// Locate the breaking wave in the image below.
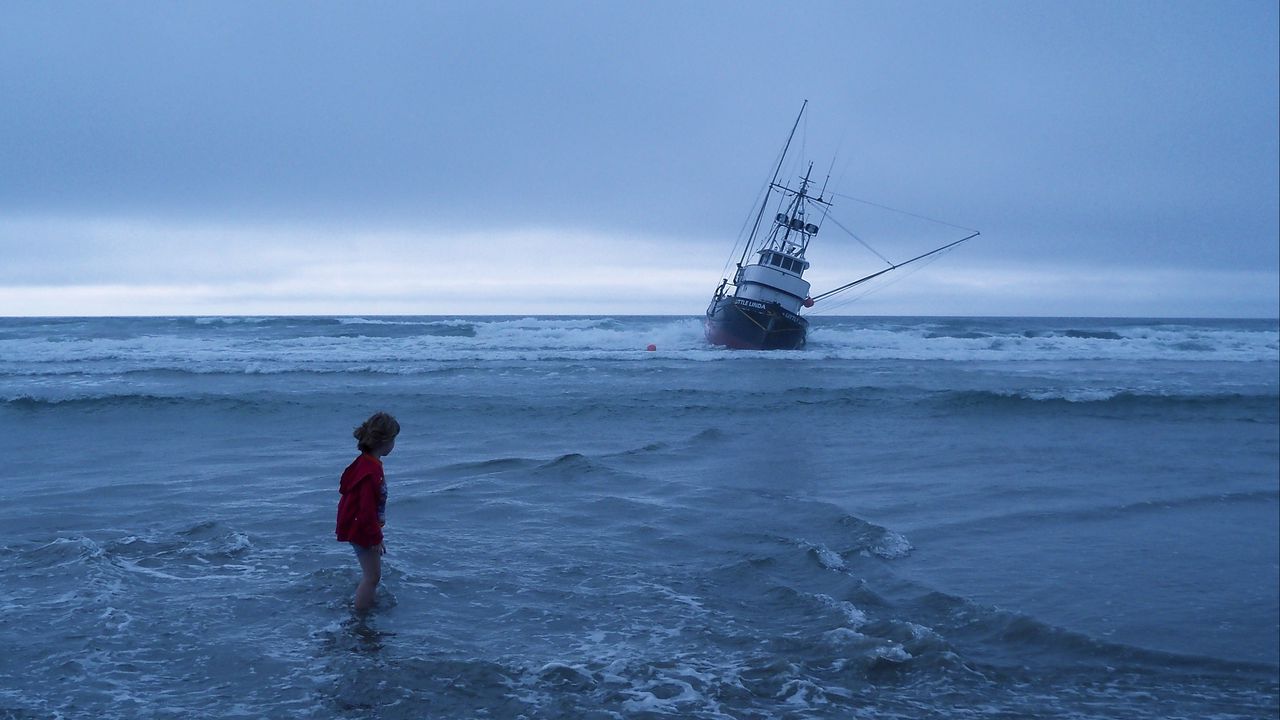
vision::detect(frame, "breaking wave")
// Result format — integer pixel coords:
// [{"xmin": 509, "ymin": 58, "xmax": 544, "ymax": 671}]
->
[
  {"xmin": 932, "ymin": 389, "xmax": 1280, "ymax": 413},
  {"xmin": 1, "ymin": 317, "xmax": 1275, "ymax": 374}
]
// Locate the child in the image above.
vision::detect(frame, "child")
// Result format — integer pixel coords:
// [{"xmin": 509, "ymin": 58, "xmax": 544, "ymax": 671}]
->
[{"xmin": 336, "ymin": 411, "xmax": 400, "ymax": 612}]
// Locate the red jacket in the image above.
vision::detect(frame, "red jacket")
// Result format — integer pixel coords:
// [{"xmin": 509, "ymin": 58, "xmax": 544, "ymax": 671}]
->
[{"xmin": 336, "ymin": 454, "xmax": 385, "ymax": 547}]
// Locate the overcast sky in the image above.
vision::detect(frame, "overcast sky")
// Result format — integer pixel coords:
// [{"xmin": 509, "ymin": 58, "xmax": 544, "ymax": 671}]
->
[{"xmin": 2, "ymin": 1, "xmax": 1276, "ymax": 317}]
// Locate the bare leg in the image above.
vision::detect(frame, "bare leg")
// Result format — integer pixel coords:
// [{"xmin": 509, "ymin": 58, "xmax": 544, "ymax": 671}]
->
[{"xmin": 353, "ymin": 545, "xmax": 382, "ymax": 612}]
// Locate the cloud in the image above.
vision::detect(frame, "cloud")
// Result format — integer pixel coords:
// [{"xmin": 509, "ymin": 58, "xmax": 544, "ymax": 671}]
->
[
  {"xmin": 1, "ymin": 3, "xmax": 1274, "ymax": 322},
  {"xmin": 1, "ymin": 216, "xmax": 1274, "ymax": 317},
  {"xmin": 0, "ymin": 216, "xmax": 722, "ymax": 315}
]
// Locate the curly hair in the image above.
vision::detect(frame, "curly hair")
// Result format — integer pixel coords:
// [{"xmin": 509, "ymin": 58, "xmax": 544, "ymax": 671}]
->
[{"xmin": 353, "ymin": 411, "xmax": 400, "ymax": 453}]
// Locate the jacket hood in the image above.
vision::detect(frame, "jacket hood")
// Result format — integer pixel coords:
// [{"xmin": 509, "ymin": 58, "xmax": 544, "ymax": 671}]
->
[{"xmin": 340, "ymin": 455, "xmax": 381, "ymax": 494}]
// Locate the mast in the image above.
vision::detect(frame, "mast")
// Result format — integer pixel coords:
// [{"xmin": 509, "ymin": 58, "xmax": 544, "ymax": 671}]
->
[{"xmin": 738, "ymin": 100, "xmax": 807, "ymax": 269}]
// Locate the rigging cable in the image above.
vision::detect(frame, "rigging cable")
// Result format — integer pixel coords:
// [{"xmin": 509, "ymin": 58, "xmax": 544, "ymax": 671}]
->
[
  {"xmin": 740, "ymin": 101, "xmax": 808, "ymax": 269},
  {"xmin": 828, "ymin": 192, "xmax": 980, "ymax": 234},
  {"xmin": 824, "ymin": 213, "xmax": 894, "ymax": 267},
  {"xmin": 808, "ymin": 247, "xmax": 953, "ymax": 316},
  {"xmin": 721, "ymin": 178, "xmax": 772, "ymax": 281},
  {"xmin": 808, "ymin": 231, "xmax": 980, "ymax": 304}
]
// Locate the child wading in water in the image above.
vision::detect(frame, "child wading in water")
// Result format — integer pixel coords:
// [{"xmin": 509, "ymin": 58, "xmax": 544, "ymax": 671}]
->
[{"xmin": 336, "ymin": 411, "xmax": 400, "ymax": 612}]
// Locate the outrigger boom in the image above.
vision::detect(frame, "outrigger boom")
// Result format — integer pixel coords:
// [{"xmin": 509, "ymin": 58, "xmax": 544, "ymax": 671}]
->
[{"xmin": 808, "ymin": 231, "xmax": 980, "ymax": 304}]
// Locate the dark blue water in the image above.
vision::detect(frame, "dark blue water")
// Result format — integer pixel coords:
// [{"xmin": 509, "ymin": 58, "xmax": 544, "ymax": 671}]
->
[{"xmin": 1, "ymin": 316, "xmax": 1276, "ymax": 718}]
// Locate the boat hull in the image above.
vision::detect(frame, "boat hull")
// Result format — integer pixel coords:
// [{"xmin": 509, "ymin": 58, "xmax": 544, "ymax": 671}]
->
[{"xmin": 704, "ymin": 296, "xmax": 808, "ymax": 350}]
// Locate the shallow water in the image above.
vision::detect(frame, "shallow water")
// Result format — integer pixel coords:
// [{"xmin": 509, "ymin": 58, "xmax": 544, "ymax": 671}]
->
[{"xmin": 1, "ymin": 315, "xmax": 1277, "ymax": 718}]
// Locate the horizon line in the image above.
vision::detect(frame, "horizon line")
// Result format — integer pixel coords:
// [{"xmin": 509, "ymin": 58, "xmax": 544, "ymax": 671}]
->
[{"xmin": 2, "ymin": 313, "xmax": 1277, "ymax": 322}]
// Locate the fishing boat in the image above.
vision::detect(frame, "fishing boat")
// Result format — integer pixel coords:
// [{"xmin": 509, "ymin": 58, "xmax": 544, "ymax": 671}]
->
[{"xmin": 705, "ymin": 103, "xmax": 978, "ymax": 350}]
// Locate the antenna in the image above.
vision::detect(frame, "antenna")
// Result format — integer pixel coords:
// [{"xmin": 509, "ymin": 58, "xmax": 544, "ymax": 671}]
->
[{"xmin": 820, "ymin": 156, "xmax": 835, "ymax": 200}]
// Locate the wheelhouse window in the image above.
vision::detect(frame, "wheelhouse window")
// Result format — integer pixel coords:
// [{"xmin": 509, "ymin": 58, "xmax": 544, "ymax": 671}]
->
[{"xmin": 763, "ymin": 250, "xmax": 807, "ymax": 273}]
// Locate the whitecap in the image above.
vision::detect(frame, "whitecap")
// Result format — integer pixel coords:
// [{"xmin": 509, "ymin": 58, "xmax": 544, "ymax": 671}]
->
[
  {"xmin": 870, "ymin": 531, "xmax": 913, "ymax": 559},
  {"xmin": 871, "ymin": 644, "xmax": 914, "ymax": 662},
  {"xmin": 778, "ymin": 678, "xmax": 827, "ymax": 706},
  {"xmin": 812, "ymin": 593, "xmax": 868, "ymax": 628},
  {"xmin": 822, "ymin": 627, "xmax": 867, "ymax": 645},
  {"xmin": 798, "ymin": 540, "xmax": 846, "ymax": 570},
  {"xmin": 620, "ymin": 678, "xmax": 704, "ymax": 713}
]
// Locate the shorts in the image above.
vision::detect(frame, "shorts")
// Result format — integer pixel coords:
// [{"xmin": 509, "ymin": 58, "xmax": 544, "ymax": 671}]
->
[{"xmin": 350, "ymin": 542, "xmax": 380, "ymax": 557}]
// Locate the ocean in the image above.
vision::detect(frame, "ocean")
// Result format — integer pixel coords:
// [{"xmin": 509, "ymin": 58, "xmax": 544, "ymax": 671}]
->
[{"xmin": 0, "ymin": 315, "xmax": 1276, "ymax": 719}]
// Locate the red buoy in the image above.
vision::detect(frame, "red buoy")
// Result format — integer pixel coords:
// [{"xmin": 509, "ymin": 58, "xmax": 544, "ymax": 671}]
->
[
  {"xmin": 803, "ymin": 296, "xmax": 815, "ymax": 308},
  {"xmin": 646, "ymin": 344, "xmax": 657, "ymax": 351}
]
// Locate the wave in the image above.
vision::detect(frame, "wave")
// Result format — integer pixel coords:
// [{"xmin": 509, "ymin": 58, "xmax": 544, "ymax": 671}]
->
[
  {"xmin": 191, "ymin": 316, "xmax": 288, "ymax": 326},
  {"xmin": 933, "ymin": 388, "xmax": 1280, "ymax": 412},
  {"xmin": 0, "ymin": 365, "xmax": 469, "ymax": 379},
  {"xmin": 6, "ymin": 500, "xmax": 1275, "ymax": 719},
  {"xmin": 780, "ymin": 531, "xmax": 1279, "ymax": 687},
  {"xmin": 5, "ymin": 384, "xmax": 1274, "ymax": 420},
  {"xmin": 530, "ymin": 453, "xmax": 642, "ymax": 483},
  {"xmin": 911, "ymin": 590, "xmax": 1278, "ymax": 679},
  {"xmin": 1, "ymin": 317, "xmax": 1275, "ymax": 371},
  {"xmin": 1032, "ymin": 329, "xmax": 1125, "ymax": 340},
  {"xmin": 797, "ymin": 531, "xmax": 914, "ymax": 570},
  {"xmin": 432, "ymin": 457, "xmax": 541, "ymax": 480},
  {"xmin": 756, "ymin": 538, "xmax": 1279, "ymax": 710},
  {"xmin": 5, "ymin": 521, "xmax": 258, "ymax": 583},
  {"xmin": 919, "ymin": 489, "xmax": 1280, "ymax": 537},
  {"xmin": 429, "ymin": 450, "xmax": 657, "ymax": 486},
  {"xmin": 0, "ymin": 393, "xmax": 289, "ymax": 411},
  {"xmin": 807, "ymin": 321, "xmax": 1279, "ymax": 362},
  {"xmin": 304, "ymin": 635, "xmax": 1274, "ymax": 717}
]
